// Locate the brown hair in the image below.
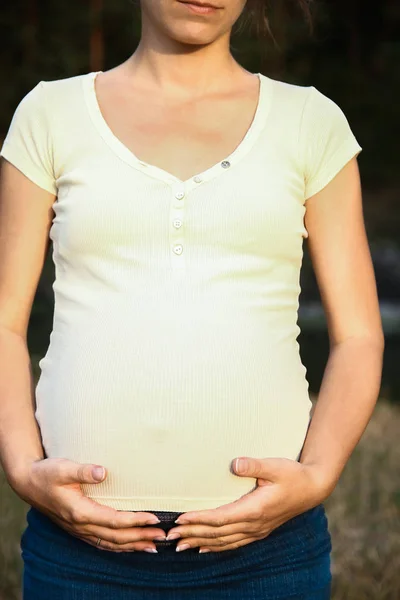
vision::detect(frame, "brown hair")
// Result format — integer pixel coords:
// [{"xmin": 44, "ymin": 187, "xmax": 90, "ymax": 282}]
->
[{"xmin": 238, "ymin": 0, "xmax": 314, "ymax": 41}]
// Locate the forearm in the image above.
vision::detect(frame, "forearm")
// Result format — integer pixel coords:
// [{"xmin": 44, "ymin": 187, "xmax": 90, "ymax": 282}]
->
[
  {"xmin": 299, "ymin": 334, "xmax": 384, "ymax": 496},
  {"xmin": 0, "ymin": 326, "xmax": 44, "ymax": 489}
]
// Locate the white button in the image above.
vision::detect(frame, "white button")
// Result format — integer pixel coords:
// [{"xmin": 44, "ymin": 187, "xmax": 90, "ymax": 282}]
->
[
  {"xmin": 193, "ymin": 175, "xmax": 202, "ymax": 183},
  {"xmin": 221, "ymin": 161, "xmax": 230, "ymax": 169},
  {"xmin": 173, "ymin": 219, "xmax": 182, "ymax": 228},
  {"xmin": 175, "ymin": 191, "xmax": 185, "ymax": 200},
  {"xmin": 173, "ymin": 244, "xmax": 183, "ymax": 255}
]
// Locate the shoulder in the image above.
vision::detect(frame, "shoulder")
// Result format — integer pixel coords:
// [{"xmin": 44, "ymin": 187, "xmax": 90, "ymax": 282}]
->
[
  {"xmin": 260, "ymin": 74, "xmax": 312, "ymax": 110},
  {"xmin": 10, "ymin": 72, "xmax": 92, "ymax": 126},
  {"xmin": 39, "ymin": 71, "xmax": 92, "ymax": 105},
  {"xmin": 261, "ymin": 74, "xmax": 344, "ymax": 121}
]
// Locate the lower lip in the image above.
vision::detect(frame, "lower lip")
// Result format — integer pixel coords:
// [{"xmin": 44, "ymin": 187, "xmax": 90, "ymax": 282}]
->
[{"xmin": 180, "ymin": 2, "xmax": 219, "ymax": 14}]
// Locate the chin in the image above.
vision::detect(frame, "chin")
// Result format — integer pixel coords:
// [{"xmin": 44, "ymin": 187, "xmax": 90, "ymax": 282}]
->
[{"xmin": 169, "ymin": 22, "xmax": 223, "ymax": 45}]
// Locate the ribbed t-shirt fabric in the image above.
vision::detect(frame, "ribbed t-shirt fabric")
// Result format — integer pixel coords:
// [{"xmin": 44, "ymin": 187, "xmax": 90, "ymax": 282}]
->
[{"xmin": 0, "ymin": 71, "xmax": 362, "ymax": 511}]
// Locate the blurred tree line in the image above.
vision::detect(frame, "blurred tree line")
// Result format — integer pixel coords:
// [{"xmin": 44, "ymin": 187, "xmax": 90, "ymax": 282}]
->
[
  {"xmin": 1, "ymin": 0, "xmax": 399, "ymax": 241},
  {"xmin": 1, "ymin": 0, "xmax": 398, "ymax": 192},
  {"xmin": 1, "ymin": 0, "xmax": 399, "ymax": 394}
]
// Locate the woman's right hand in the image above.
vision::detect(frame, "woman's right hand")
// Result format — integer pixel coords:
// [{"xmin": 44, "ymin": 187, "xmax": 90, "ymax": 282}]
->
[{"xmin": 11, "ymin": 457, "xmax": 167, "ymax": 553}]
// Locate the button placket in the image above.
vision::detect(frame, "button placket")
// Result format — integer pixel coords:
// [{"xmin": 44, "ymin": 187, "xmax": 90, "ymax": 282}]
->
[
  {"xmin": 169, "ymin": 182, "xmax": 187, "ymax": 272},
  {"xmin": 167, "ymin": 172, "xmax": 209, "ymax": 273}
]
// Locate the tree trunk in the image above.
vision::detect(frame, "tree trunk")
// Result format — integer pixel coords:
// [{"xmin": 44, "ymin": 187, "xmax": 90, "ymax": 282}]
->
[
  {"xmin": 25, "ymin": 0, "xmax": 38, "ymax": 68},
  {"xmin": 90, "ymin": 0, "xmax": 104, "ymax": 72}
]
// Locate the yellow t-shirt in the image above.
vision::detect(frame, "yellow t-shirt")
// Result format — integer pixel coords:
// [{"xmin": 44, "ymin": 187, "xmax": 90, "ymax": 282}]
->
[{"xmin": 0, "ymin": 71, "xmax": 362, "ymax": 511}]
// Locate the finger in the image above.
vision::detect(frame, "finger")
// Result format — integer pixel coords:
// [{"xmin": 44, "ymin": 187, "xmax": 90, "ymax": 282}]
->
[
  {"xmin": 82, "ymin": 536, "xmax": 159, "ymax": 553},
  {"xmin": 72, "ymin": 534, "xmax": 158, "ymax": 553},
  {"xmin": 71, "ymin": 523, "xmax": 167, "ymax": 545},
  {"xmin": 49, "ymin": 459, "xmax": 107, "ymax": 485},
  {"xmin": 199, "ymin": 535, "xmax": 264, "ymax": 553},
  {"xmin": 233, "ymin": 456, "xmax": 292, "ymax": 480},
  {"xmin": 177, "ymin": 532, "xmax": 256, "ymax": 552},
  {"xmin": 175, "ymin": 493, "xmax": 263, "ymax": 526},
  {"xmin": 51, "ymin": 460, "xmax": 163, "ymax": 525},
  {"xmin": 57, "ymin": 494, "xmax": 161, "ymax": 528},
  {"xmin": 190, "ymin": 532, "xmax": 250, "ymax": 548},
  {"xmin": 50, "ymin": 516, "xmax": 160, "ymax": 553},
  {"xmin": 49, "ymin": 513, "xmax": 164, "ymax": 543},
  {"xmin": 168, "ymin": 521, "xmax": 257, "ymax": 541}
]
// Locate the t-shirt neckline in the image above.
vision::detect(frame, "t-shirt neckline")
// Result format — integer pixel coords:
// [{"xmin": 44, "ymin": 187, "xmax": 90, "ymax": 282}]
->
[{"xmin": 83, "ymin": 70, "xmax": 273, "ymax": 189}]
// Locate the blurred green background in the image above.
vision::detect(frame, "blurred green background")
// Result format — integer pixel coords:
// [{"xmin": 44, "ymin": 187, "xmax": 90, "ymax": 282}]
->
[{"xmin": 0, "ymin": 1, "xmax": 399, "ymax": 598}]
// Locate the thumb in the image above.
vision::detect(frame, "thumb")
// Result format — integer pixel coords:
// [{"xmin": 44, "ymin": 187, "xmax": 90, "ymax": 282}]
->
[
  {"xmin": 78, "ymin": 463, "xmax": 107, "ymax": 483},
  {"xmin": 232, "ymin": 457, "xmax": 264, "ymax": 477},
  {"xmin": 233, "ymin": 456, "xmax": 284, "ymax": 481},
  {"xmin": 54, "ymin": 460, "xmax": 107, "ymax": 484},
  {"xmin": 232, "ymin": 457, "xmax": 279, "ymax": 479}
]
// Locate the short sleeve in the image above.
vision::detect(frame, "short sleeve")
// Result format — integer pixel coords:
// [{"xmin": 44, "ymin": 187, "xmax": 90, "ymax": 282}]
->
[
  {"xmin": 0, "ymin": 81, "xmax": 57, "ymax": 195},
  {"xmin": 300, "ymin": 86, "xmax": 362, "ymax": 201}
]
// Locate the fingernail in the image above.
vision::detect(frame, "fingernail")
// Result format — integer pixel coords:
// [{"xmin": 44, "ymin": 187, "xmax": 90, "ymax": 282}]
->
[
  {"xmin": 176, "ymin": 543, "xmax": 190, "ymax": 552},
  {"xmin": 153, "ymin": 536, "xmax": 167, "ymax": 541},
  {"xmin": 199, "ymin": 549, "xmax": 211, "ymax": 553},
  {"xmin": 166, "ymin": 533, "xmax": 181, "ymax": 541},
  {"xmin": 235, "ymin": 458, "xmax": 247, "ymax": 473},
  {"xmin": 144, "ymin": 547, "xmax": 158, "ymax": 553},
  {"xmin": 92, "ymin": 466, "xmax": 105, "ymax": 481},
  {"xmin": 146, "ymin": 518, "xmax": 161, "ymax": 525}
]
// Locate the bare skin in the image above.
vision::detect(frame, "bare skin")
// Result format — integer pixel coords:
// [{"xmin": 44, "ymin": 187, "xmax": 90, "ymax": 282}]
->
[
  {"xmin": 93, "ymin": 61, "xmax": 260, "ymax": 183},
  {"xmin": 0, "ymin": 0, "xmax": 384, "ymax": 554}
]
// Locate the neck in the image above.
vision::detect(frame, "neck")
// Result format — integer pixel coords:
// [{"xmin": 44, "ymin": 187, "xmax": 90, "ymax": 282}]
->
[{"xmin": 123, "ymin": 19, "xmax": 245, "ymax": 94}]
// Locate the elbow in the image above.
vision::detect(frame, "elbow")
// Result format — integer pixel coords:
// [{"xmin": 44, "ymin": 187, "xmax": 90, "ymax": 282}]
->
[{"xmin": 331, "ymin": 329, "xmax": 385, "ymax": 354}]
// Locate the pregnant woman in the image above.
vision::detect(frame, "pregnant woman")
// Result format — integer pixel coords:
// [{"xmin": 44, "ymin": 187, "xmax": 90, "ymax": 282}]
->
[{"xmin": 0, "ymin": 0, "xmax": 384, "ymax": 598}]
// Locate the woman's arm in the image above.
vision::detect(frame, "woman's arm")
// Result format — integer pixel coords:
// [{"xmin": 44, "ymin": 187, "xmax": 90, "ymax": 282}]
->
[
  {"xmin": 162, "ymin": 155, "xmax": 385, "ymax": 553},
  {"xmin": 0, "ymin": 158, "xmax": 53, "ymax": 485},
  {"xmin": 0, "ymin": 158, "xmax": 166, "ymax": 552},
  {"xmin": 299, "ymin": 154, "xmax": 384, "ymax": 493}
]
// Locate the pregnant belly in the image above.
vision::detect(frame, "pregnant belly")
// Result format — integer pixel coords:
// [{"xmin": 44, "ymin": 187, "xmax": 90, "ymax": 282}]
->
[{"xmin": 34, "ymin": 323, "xmax": 312, "ymax": 512}]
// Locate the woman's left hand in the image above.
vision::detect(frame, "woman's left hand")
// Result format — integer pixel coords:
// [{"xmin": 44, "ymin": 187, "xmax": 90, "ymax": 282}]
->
[{"xmin": 165, "ymin": 457, "xmax": 332, "ymax": 553}]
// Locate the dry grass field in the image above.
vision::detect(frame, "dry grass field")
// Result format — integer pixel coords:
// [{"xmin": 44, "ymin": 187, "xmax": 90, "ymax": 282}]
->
[{"xmin": 1, "ymin": 396, "xmax": 399, "ymax": 600}]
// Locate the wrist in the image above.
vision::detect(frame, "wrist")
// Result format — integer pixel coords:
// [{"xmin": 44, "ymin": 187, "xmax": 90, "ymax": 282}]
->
[
  {"xmin": 301, "ymin": 461, "xmax": 341, "ymax": 502},
  {"xmin": 5, "ymin": 455, "xmax": 44, "ymax": 494}
]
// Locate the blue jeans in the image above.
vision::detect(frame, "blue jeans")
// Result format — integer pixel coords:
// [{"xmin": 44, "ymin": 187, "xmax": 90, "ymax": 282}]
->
[{"xmin": 21, "ymin": 503, "xmax": 332, "ymax": 599}]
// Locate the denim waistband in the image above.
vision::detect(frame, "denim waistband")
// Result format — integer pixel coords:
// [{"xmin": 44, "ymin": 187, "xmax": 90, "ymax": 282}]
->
[
  {"xmin": 21, "ymin": 503, "xmax": 332, "ymax": 599},
  {"xmin": 24, "ymin": 502, "xmax": 330, "ymax": 556},
  {"xmin": 148, "ymin": 505, "xmax": 320, "ymax": 551}
]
